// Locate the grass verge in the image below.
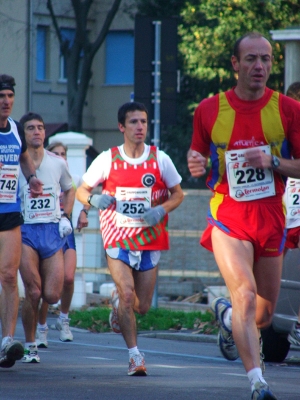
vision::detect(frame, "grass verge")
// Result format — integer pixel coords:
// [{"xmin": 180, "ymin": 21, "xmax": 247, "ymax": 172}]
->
[{"xmin": 69, "ymin": 307, "xmax": 218, "ymax": 335}]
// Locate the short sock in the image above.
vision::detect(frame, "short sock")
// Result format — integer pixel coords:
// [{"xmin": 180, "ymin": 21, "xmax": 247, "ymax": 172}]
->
[
  {"xmin": 128, "ymin": 346, "xmax": 140, "ymax": 359},
  {"xmin": 25, "ymin": 342, "xmax": 37, "ymax": 349},
  {"xmin": 247, "ymin": 367, "xmax": 267, "ymax": 392},
  {"xmin": 222, "ymin": 307, "xmax": 232, "ymax": 331},
  {"xmin": 37, "ymin": 323, "xmax": 48, "ymax": 330},
  {"xmin": 59, "ymin": 312, "xmax": 69, "ymax": 319}
]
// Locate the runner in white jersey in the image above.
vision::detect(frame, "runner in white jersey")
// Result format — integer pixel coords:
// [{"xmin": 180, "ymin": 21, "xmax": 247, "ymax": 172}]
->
[
  {"xmin": 76, "ymin": 101, "xmax": 184, "ymax": 376},
  {"xmin": 18, "ymin": 113, "xmax": 75, "ymax": 363},
  {"xmin": 0, "ymin": 75, "xmax": 43, "ymax": 369},
  {"xmin": 283, "ymin": 82, "xmax": 300, "ymax": 347},
  {"xmin": 35, "ymin": 141, "xmax": 89, "ymax": 347}
]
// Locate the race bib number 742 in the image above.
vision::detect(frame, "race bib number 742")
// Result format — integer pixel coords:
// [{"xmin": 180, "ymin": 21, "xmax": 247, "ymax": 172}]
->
[{"xmin": 0, "ymin": 165, "xmax": 19, "ymax": 203}]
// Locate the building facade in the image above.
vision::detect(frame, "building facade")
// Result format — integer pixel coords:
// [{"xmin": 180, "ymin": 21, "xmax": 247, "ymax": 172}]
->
[{"xmin": 0, "ymin": 0, "xmax": 135, "ymax": 153}]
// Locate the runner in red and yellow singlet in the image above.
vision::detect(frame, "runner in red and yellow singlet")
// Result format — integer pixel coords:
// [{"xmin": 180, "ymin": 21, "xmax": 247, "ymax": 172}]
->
[{"xmin": 188, "ymin": 32, "xmax": 300, "ymax": 400}]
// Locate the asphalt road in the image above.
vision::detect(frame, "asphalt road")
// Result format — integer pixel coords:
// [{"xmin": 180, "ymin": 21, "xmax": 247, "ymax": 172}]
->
[{"xmin": 1, "ymin": 315, "xmax": 299, "ymax": 400}]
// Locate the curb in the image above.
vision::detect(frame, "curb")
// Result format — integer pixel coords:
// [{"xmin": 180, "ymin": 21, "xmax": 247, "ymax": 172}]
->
[{"xmin": 139, "ymin": 331, "xmax": 217, "ymax": 343}]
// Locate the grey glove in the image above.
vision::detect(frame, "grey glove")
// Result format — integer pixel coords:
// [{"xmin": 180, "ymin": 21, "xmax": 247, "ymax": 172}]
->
[
  {"xmin": 143, "ymin": 205, "xmax": 166, "ymax": 226},
  {"xmin": 59, "ymin": 217, "xmax": 72, "ymax": 238},
  {"xmin": 90, "ymin": 194, "xmax": 115, "ymax": 210}
]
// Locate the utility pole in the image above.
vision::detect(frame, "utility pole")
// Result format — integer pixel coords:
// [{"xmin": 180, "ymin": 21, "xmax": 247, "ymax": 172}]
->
[
  {"xmin": 151, "ymin": 21, "xmax": 161, "ymax": 309},
  {"xmin": 152, "ymin": 21, "xmax": 161, "ymax": 149}
]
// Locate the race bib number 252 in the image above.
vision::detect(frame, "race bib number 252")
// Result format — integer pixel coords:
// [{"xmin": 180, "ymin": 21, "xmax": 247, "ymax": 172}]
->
[{"xmin": 115, "ymin": 187, "xmax": 151, "ymax": 228}]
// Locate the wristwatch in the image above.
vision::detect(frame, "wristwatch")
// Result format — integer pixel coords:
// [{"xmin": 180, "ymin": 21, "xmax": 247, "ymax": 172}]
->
[
  {"xmin": 271, "ymin": 155, "xmax": 280, "ymax": 169},
  {"xmin": 27, "ymin": 174, "xmax": 36, "ymax": 184},
  {"xmin": 62, "ymin": 212, "xmax": 71, "ymax": 220},
  {"xmin": 87, "ymin": 194, "xmax": 93, "ymax": 205},
  {"xmin": 81, "ymin": 209, "xmax": 88, "ymax": 216}
]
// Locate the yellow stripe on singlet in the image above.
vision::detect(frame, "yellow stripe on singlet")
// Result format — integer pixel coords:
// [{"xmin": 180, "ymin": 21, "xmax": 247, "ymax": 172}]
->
[
  {"xmin": 260, "ymin": 91, "xmax": 285, "ymax": 156},
  {"xmin": 211, "ymin": 93, "xmax": 236, "ymax": 191},
  {"xmin": 210, "ymin": 192, "xmax": 225, "ymax": 220}
]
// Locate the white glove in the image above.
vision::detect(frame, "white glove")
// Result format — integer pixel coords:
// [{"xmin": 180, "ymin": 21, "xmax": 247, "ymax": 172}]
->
[
  {"xmin": 90, "ymin": 194, "xmax": 116, "ymax": 210},
  {"xmin": 59, "ymin": 217, "xmax": 73, "ymax": 238},
  {"xmin": 143, "ymin": 205, "xmax": 166, "ymax": 226}
]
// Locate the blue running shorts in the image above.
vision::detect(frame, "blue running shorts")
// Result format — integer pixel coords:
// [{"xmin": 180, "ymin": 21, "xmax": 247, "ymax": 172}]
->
[
  {"xmin": 21, "ymin": 223, "xmax": 66, "ymax": 259},
  {"xmin": 62, "ymin": 221, "xmax": 76, "ymax": 253},
  {"xmin": 106, "ymin": 248, "xmax": 161, "ymax": 271}
]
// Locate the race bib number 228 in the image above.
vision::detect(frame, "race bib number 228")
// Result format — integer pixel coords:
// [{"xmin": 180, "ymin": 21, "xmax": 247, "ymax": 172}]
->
[{"xmin": 225, "ymin": 146, "xmax": 275, "ymax": 201}]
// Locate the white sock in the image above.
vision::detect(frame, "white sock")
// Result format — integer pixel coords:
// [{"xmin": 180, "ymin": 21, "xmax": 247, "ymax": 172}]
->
[
  {"xmin": 1, "ymin": 335, "xmax": 12, "ymax": 349},
  {"xmin": 128, "ymin": 346, "xmax": 140, "ymax": 359},
  {"xmin": 59, "ymin": 312, "xmax": 68, "ymax": 319},
  {"xmin": 25, "ymin": 342, "xmax": 37, "ymax": 349},
  {"xmin": 37, "ymin": 323, "xmax": 48, "ymax": 330},
  {"xmin": 247, "ymin": 368, "xmax": 267, "ymax": 392},
  {"xmin": 222, "ymin": 307, "xmax": 232, "ymax": 331}
]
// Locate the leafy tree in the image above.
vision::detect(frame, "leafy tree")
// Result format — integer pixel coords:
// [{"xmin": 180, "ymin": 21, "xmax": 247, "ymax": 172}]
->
[
  {"xmin": 134, "ymin": 0, "xmax": 300, "ymax": 185},
  {"xmin": 47, "ymin": 0, "xmax": 122, "ymax": 132}
]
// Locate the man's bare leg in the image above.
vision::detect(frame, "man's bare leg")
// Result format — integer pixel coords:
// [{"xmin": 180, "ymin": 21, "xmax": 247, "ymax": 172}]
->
[
  {"xmin": 212, "ymin": 227, "xmax": 282, "ymax": 372},
  {"xmin": 107, "ymin": 256, "xmax": 157, "ymax": 348},
  {"xmin": 0, "ymin": 227, "xmax": 21, "ymax": 339},
  {"xmin": 20, "ymin": 244, "xmax": 42, "ymax": 343},
  {"xmin": 60, "ymin": 248, "xmax": 76, "ymax": 314}
]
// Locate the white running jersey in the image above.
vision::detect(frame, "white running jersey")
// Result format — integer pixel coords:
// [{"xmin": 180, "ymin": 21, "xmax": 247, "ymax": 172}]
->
[
  {"xmin": 19, "ymin": 149, "xmax": 73, "ymax": 223},
  {"xmin": 284, "ymin": 177, "xmax": 300, "ymax": 229},
  {"xmin": 82, "ymin": 144, "xmax": 182, "ymax": 189}
]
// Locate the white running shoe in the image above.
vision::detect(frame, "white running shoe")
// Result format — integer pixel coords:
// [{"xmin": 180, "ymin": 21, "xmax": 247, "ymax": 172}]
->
[
  {"xmin": 55, "ymin": 317, "xmax": 74, "ymax": 342},
  {"xmin": 109, "ymin": 286, "xmax": 121, "ymax": 334},
  {"xmin": 288, "ymin": 323, "xmax": 300, "ymax": 346},
  {"xmin": 36, "ymin": 327, "xmax": 49, "ymax": 348},
  {"xmin": 22, "ymin": 345, "xmax": 40, "ymax": 363},
  {"xmin": 128, "ymin": 352, "xmax": 147, "ymax": 376},
  {"xmin": 259, "ymin": 335, "xmax": 265, "ymax": 374}
]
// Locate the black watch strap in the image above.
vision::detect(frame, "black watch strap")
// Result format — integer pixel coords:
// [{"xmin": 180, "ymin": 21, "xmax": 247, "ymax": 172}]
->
[
  {"xmin": 81, "ymin": 209, "xmax": 88, "ymax": 216},
  {"xmin": 62, "ymin": 212, "xmax": 71, "ymax": 221},
  {"xmin": 87, "ymin": 195, "xmax": 93, "ymax": 205},
  {"xmin": 27, "ymin": 174, "xmax": 36, "ymax": 184}
]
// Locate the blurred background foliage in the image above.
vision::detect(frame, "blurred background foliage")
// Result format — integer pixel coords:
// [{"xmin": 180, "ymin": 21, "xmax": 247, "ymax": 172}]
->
[{"xmin": 130, "ymin": 0, "xmax": 300, "ymax": 186}]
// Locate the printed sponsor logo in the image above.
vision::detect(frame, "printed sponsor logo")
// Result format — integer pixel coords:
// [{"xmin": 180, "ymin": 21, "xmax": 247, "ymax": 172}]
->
[
  {"xmin": 244, "ymin": 186, "xmax": 269, "ymax": 194},
  {"xmin": 291, "ymin": 209, "xmax": 300, "ymax": 217},
  {"xmin": 28, "ymin": 212, "xmax": 53, "ymax": 219},
  {"xmin": 235, "ymin": 190, "xmax": 245, "ymax": 199},
  {"xmin": 142, "ymin": 174, "xmax": 155, "ymax": 187},
  {"xmin": 233, "ymin": 137, "xmax": 265, "ymax": 147}
]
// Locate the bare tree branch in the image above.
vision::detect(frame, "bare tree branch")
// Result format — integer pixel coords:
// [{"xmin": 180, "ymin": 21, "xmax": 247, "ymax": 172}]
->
[
  {"xmin": 47, "ymin": 0, "xmax": 123, "ymax": 131},
  {"xmin": 90, "ymin": 0, "xmax": 122, "ymax": 60},
  {"xmin": 46, "ymin": 0, "xmax": 64, "ymax": 49}
]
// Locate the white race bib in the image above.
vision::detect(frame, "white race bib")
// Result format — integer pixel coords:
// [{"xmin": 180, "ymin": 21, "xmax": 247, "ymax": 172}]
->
[
  {"xmin": 285, "ymin": 179, "xmax": 300, "ymax": 219},
  {"xmin": 116, "ymin": 187, "xmax": 151, "ymax": 228},
  {"xmin": 0, "ymin": 165, "xmax": 19, "ymax": 203},
  {"xmin": 225, "ymin": 146, "xmax": 275, "ymax": 201},
  {"xmin": 24, "ymin": 184, "xmax": 57, "ymax": 222}
]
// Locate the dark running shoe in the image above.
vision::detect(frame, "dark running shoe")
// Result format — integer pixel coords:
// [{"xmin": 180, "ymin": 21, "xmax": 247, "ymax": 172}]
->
[
  {"xmin": 251, "ymin": 381, "xmax": 278, "ymax": 400},
  {"xmin": 211, "ymin": 297, "xmax": 239, "ymax": 361},
  {"xmin": 0, "ymin": 339, "xmax": 24, "ymax": 368}
]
